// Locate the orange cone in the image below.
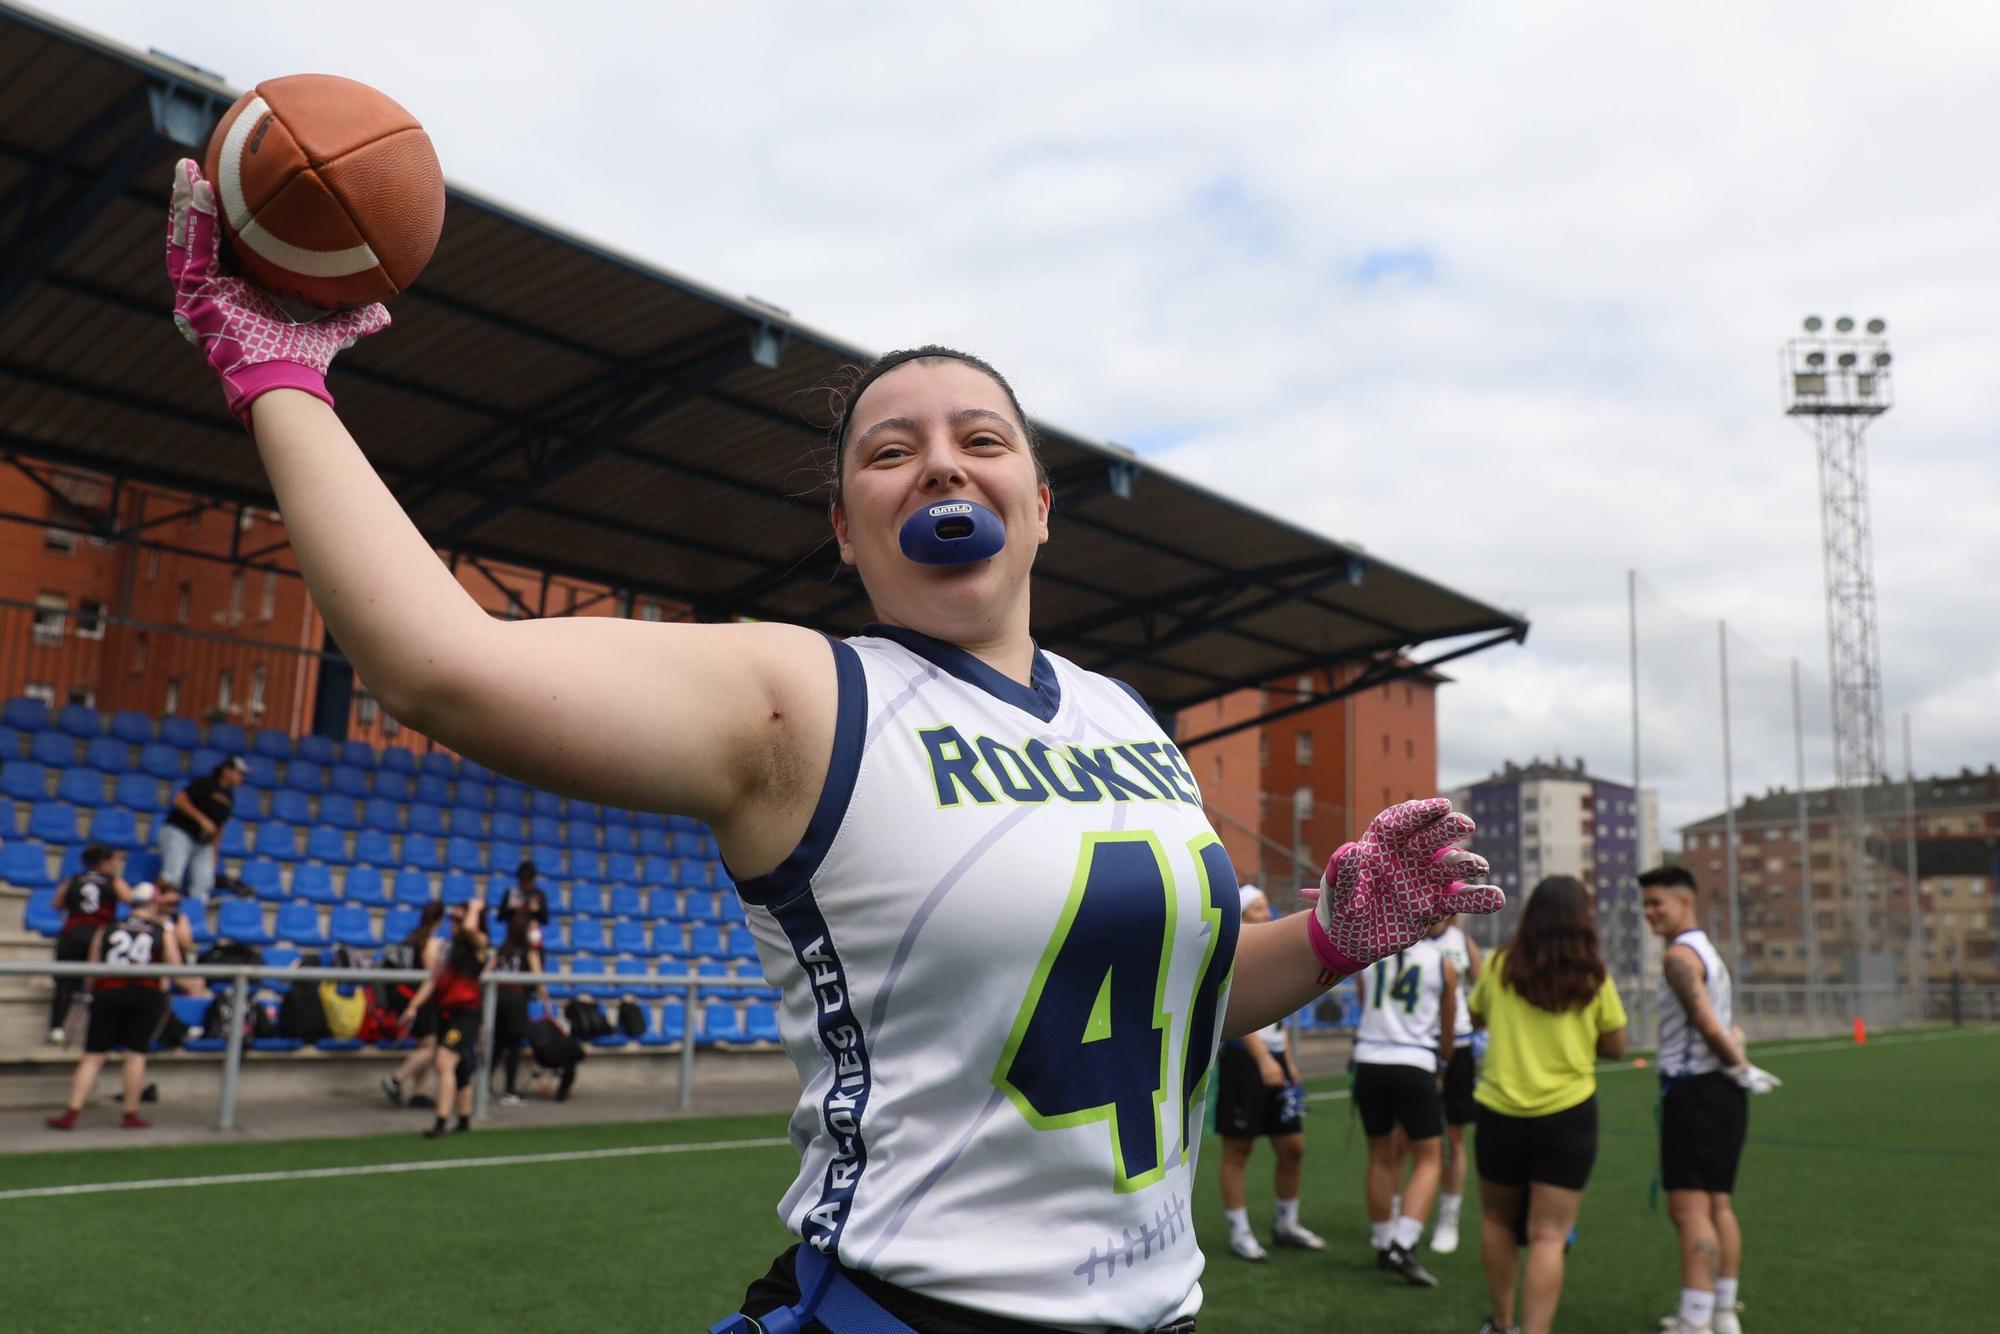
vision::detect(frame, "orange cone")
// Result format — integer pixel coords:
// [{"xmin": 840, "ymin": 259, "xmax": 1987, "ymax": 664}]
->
[{"xmin": 1852, "ymin": 1016, "xmax": 1868, "ymax": 1045}]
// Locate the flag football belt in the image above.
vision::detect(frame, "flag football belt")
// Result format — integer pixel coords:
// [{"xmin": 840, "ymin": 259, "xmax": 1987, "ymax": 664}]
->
[{"xmin": 709, "ymin": 1244, "xmax": 1200, "ymax": 1334}]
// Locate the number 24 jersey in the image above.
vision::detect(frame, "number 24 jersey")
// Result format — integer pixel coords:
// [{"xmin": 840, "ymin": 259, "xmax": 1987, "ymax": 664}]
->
[{"xmin": 737, "ymin": 626, "xmax": 1240, "ymax": 1331}]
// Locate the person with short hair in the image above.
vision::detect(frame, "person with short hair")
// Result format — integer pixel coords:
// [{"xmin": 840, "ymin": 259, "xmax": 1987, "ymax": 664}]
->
[
  {"xmin": 156, "ymin": 755, "xmax": 249, "ymax": 903},
  {"xmin": 46, "ymin": 883, "xmax": 180, "ymax": 1131},
  {"xmin": 400, "ymin": 897, "xmax": 491, "ymax": 1138},
  {"xmin": 1640, "ymin": 866, "xmax": 1782, "ymax": 1334},
  {"xmin": 1469, "ymin": 875, "xmax": 1628, "ymax": 1334},
  {"xmin": 46, "ymin": 844, "xmax": 130, "ymax": 1045},
  {"xmin": 1431, "ymin": 913, "xmax": 1482, "ymax": 1254},
  {"xmin": 496, "ymin": 859, "xmax": 550, "ymax": 928},
  {"xmin": 1213, "ymin": 885, "xmax": 1325, "ymax": 1262},
  {"xmin": 1352, "ymin": 917, "xmax": 1459, "ymax": 1287}
]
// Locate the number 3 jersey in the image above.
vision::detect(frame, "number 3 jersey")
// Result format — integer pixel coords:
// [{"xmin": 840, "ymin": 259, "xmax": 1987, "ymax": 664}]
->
[{"xmin": 736, "ymin": 625, "xmax": 1241, "ymax": 1331}]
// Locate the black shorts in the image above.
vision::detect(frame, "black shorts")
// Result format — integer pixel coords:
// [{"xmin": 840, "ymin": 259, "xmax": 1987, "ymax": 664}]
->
[
  {"xmin": 1475, "ymin": 1095, "xmax": 1599, "ymax": 1191},
  {"xmin": 1353, "ymin": 1062, "xmax": 1442, "ymax": 1141},
  {"xmin": 1215, "ymin": 1044, "xmax": 1304, "ymax": 1139},
  {"xmin": 1442, "ymin": 1046, "xmax": 1477, "ymax": 1126},
  {"xmin": 86, "ymin": 986, "xmax": 165, "ymax": 1054},
  {"xmin": 409, "ymin": 1001, "xmax": 439, "ymax": 1040},
  {"xmin": 437, "ymin": 1006, "xmax": 482, "ymax": 1061},
  {"xmin": 1660, "ymin": 1072, "xmax": 1749, "ymax": 1194}
]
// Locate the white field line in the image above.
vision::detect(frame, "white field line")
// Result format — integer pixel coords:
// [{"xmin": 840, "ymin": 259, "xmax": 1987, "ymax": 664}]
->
[
  {"xmin": 0, "ymin": 1135, "xmax": 790, "ymax": 1202},
  {"xmin": 1302, "ymin": 1025, "xmax": 1994, "ymax": 1103}
]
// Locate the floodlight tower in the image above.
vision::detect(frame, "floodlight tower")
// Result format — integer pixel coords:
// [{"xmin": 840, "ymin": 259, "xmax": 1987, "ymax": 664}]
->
[{"xmin": 1782, "ymin": 314, "xmax": 1893, "ymax": 963}]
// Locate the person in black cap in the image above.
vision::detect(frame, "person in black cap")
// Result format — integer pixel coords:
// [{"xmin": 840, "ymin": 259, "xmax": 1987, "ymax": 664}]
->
[
  {"xmin": 496, "ymin": 859, "xmax": 551, "ymax": 929},
  {"xmin": 156, "ymin": 755, "xmax": 249, "ymax": 904}
]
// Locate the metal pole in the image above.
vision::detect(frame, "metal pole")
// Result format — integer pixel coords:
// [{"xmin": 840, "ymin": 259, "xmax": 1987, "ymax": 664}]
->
[
  {"xmin": 1792, "ymin": 660, "xmax": 1819, "ymax": 1032},
  {"xmin": 1719, "ymin": 621, "xmax": 1744, "ymax": 984},
  {"xmin": 1903, "ymin": 713, "xmax": 1923, "ymax": 1023},
  {"xmin": 677, "ymin": 981, "xmax": 700, "ymax": 1112},
  {"xmin": 1629, "ymin": 569, "xmax": 1650, "ymax": 1044},
  {"xmin": 473, "ymin": 974, "xmax": 499, "ymax": 1120},
  {"xmin": 217, "ymin": 971, "xmax": 249, "ymax": 1132}
]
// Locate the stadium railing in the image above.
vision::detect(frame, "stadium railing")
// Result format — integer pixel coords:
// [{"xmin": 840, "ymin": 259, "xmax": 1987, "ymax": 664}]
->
[{"xmin": 0, "ymin": 960, "xmax": 765, "ymax": 1130}]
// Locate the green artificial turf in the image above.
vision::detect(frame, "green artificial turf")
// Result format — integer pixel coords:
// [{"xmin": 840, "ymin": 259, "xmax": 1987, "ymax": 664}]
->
[{"xmin": 2, "ymin": 1029, "xmax": 1994, "ymax": 1332}]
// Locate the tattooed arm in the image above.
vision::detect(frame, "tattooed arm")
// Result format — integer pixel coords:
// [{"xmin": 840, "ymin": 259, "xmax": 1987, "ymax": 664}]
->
[{"xmin": 1663, "ymin": 944, "xmax": 1746, "ymax": 1068}]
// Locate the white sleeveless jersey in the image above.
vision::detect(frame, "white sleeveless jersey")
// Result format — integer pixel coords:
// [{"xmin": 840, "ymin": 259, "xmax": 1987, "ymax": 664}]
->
[
  {"xmin": 737, "ymin": 627, "xmax": 1239, "ymax": 1331},
  {"xmin": 1657, "ymin": 928, "xmax": 1732, "ymax": 1078},
  {"xmin": 1434, "ymin": 924, "xmax": 1474, "ymax": 1039},
  {"xmin": 1353, "ymin": 937, "xmax": 1446, "ymax": 1072}
]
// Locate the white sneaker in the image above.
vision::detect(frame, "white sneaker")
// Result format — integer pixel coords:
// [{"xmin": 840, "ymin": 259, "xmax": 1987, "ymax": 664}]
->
[
  {"xmin": 46, "ymin": 1028, "xmax": 64, "ymax": 1046},
  {"xmin": 1228, "ymin": 1230, "xmax": 1268, "ymax": 1261},
  {"xmin": 1272, "ymin": 1221, "xmax": 1326, "ymax": 1251},
  {"xmin": 496, "ymin": 1092, "xmax": 523, "ymax": 1107},
  {"xmin": 1657, "ymin": 1317, "xmax": 1712, "ymax": 1333},
  {"xmin": 1431, "ymin": 1218, "xmax": 1459, "ymax": 1253},
  {"xmin": 1714, "ymin": 1304, "xmax": 1742, "ymax": 1334}
]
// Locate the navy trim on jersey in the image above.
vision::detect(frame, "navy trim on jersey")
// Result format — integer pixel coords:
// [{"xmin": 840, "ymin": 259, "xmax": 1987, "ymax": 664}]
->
[
  {"xmin": 731, "ymin": 637, "xmax": 867, "ymax": 909},
  {"xmin": 770, "ymin": 889, "xmax": 873, "ymax": 1262},
  {"xmin": 1106, "ymin": 675, "xmax": 1157, "ymax": 723},
  {"xmin": 862, "ymin": 623, "xmax": 1062, "ymax": 723}
]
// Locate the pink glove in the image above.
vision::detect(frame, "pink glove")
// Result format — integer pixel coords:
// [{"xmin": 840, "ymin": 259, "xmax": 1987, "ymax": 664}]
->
[
  {"xmin": 166, "ymin": 158, "xmax": 389, "ymax": 427},
  {"xmin": 1299, "ymin": 797, "xmax": 1503, "ymax": 978}
]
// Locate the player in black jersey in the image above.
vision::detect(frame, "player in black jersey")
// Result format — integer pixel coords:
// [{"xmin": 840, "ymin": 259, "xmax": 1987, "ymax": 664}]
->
[
  {"xmin": 47, "ymin": 883, "xmax": 180, "ymax": 1130},
  {"xmin": 46, "ymin": 844, "xmax": 130, "ymax": 1046}
]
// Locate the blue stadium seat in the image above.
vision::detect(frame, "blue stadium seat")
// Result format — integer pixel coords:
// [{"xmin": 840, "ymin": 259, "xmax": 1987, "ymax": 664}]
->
[
  {"xmin": 405, "ymin": 837, "xmax": 443, "ymax": 872},
  {"xmin": 529, "ymin": 814, "xmax": 561, "ymax": 846},
  {"xmin": 292, "ymin": 862, "xmax": 337, "ymax": 903},
  {"xmin": 297, "ymin": 735, "xmax": 337, "ymax": 767},
  {"xmin": 191, "ymin": 746, "xmax": 225, "ymax": 778},
  {"xmin": 540, "ymin": 920, "xmax": 572, "ymax": 956},
  {"xmin": 605, "ymin": 853, "xmax": 640, "ymax": 886},
  {"xmin": 697, "ymin": 960, "xmax": 732, "ymax": 982},
  {"xmin": 379, "ymin": 746, "xmax": 416, "ymax": 775},
  {"xmin": 445, "ymin": 836, "xmax": 483, "ymax": 873},
  {"xmin": 616, "ymin": 957, "xmax": 661, "ymax": 998},
  {"xmin": 640, "ymin": 1000, "xmax": 686, "ymax": 1047},
  {"xmin": 448, "ymin": 807, "xmax": 484, "ymax": 839},
  {"xmin": 271, "ymin": 789, "xmax": 313, "ymax": 825},
  {"xmin": 2, "ymin": 840, "xmax": 53, "ymax": 888},
  {"xmin": 650, "ymin": 922, "xmax": 686, "ymax": 957},
  {"xmin": 0, "ymin": 724, "xmax": 22, "ymax": 760},
  {"xmin": 490, "ymin": 784, "xmax": 528, "ymax": 816},
  {"xmin": 700, "ymin": 1002, "xmax": 745, "ymax": 1047},
  {"xmin": 372, "ymin": 769, "xmax": 411, "ymax": 801},
  {"xmin": 113, "ymin": 772, "xmax": 158, "ymax": 810},
  {"xmin": 647, "ymin": 886, "xmax": 679, "ymax": 919},
  {"xmin": 208, "ymin": 722, "xmax": 247, "ymax": 754},
  {"xmin": 140, "ymin": 744, "xmax": 184, "ymax": 781},
  {"xmin": 383, "ymin": 905, "xmax": 420, "ymax": 941},
  {"xmin": 216, "ymin": 899, "xmax": 274, "ymax": 946},
  {"xmin": 689, "ymin": 924, "xmax": 723, "ymax": 958},
  {"xmin": 603, "ymin": 805, "xmax": 634, "ymax": 827},
  {"xmin": 487, "ymin": 916, "xmax": 510, "ymax": 952},
  {"xmin": 414, "ymin": 773, "xmax": 450, "ymax": 806},
  {"xmin": 56, "ymin": 766, "xmax": 105, "ymax": 807},
  {"xmin": 343, "ymin": 863, "xmax": 389, "ymax": 907},
  {"xmin": 637, "ymin": 825, "xmax": 670, "ymax": 857},
  {"xmin": 530, "ymin": 789, "xmax": 562, "ymax": 818},
  {"xmin": 284, "ymin": 762, "xmax": 328, "ymax": 796},
  {"xmin": 744, "ymin": 1002, "xmax": 780, "ymax": 1045},
  {"xmin": 254, "ymin": 820, "xmax": 301, "ymax": 861},
  {"xmin": 85, "ymin": 736, "xmax": 128, "ymax": 774},
  {"xmin": 489, "ymin": 811, "xmax": 525, "ymax": 844},
  {"xmin": 530, "ymin": 843, "xmax": 565, "ymax": 876},
  {"xmin": 570, "ymin": 917, "xmax": 609, "ymax": 955},
  {"xmin": 715, "ymin": 894, "xmax": 746, "ymax": 926},
  {"xmin": 55, "ymin": 704, "xmax": 101, "ymax": 738},
  {"xmin": 276, "ymin": 902, "xmax": 329, "ymax": 948},
  {"xmin": 330, "ymin": 904, "xmax": 380, "ymax": 949},
  {"xmin": 455, "ymin": 780, "xmax": 492, "ymax": 812},
  {"xmin": 108, "ymin": 710, "xmax": 153, "ymax": 745},
  {"xmin": 362, "ymin": 797, "xmax": 400, "ymax": 832},
  {"xmin": 28, "ymin": 800, "xmax": 79, "ymax": 843},
  {"xmin": 568, "ymin": 881, "xmax": 605, "ymax": 917},
  {"xmin": 239, "ymin": 857, "xmax": 286, "ymax": 901},
  {"xmin": 440, "ymin": 871, "xmax": 476, "ymax": 906},
  {"xmin": 169, "ymin": 993, "xmax": 209, "ymax": 1035},
  {"xmin": 564, "ymin": 818, "xmax": 600, "ymax": 848},
  {"xmin": 305, "ymin": 825, "xmax": 349, "ymax": 864},
  {"xmin": 30, "ymin": 731, "xmax": 75, "ymax": 768},
  {"xmin": 602, "ymin": 823, "xmax": 636, "ymax": 854},
  {"xmin": 352, "ymin": 828, "xmax": 394, "ymax": 867},
  {"xmin": 252, "ymin": 730, "xmax": 293, "ymax": 760},
  {"xmin": 25, "ymin": 891, "xmax": 63, "ymax": 936},
  {"xmin": 217, "ymin": 820, "xmax": 251, "ymax": 859},
  {"xmin": 86, "ymin": 805, "xmax": 140, "ymax": 851},
  {"xmin": 409, "ymin": 803, "xmax": 447, "ymax": 838},
  {"xmin": 726, "ymin": 925, "xmax": 759, "ymax": 960},
  {"xmin": 339, "ymin": 739, "xmax": 377, "ymax": 769},
  {"xmin": 683, "ymin": 892, "xmax": 719, "ymax": 923},
  {"xmin": 486, "ymin": 840, "xmax": 523, "ymax": 875},
  {"xmin": 611, "ymin": 920, "xmax": 653, "ymax": 957},
  {"xmin": 2, "ymin": 696, "xmax": 50, "ymax": 731},
  {"xmin": 126, "ymin": 848, "xmax": 160, "ymax": 884},
  {"xmin": 330, "ymin": 764, "xmax": 370, "ymax": 799},
  {"xmin": 185, "ymin": 904, "xmax": 215, "ymax": 946},
  {"xmin": 420, "ymin": 751, "xmax": 455, "ymax": 779},
  {"xmin": 568, "ymin": 850, "xmax": 603, "ymax": 881},
  {"xmin": 319, "ymin": 795, "xmax": 360, "ymax": 831},
  {"xmin": 393, "ymin": 869, "xmax": 434, "ymax": 907},
  {"xmin": 158, "ymin": 716, "xmax": 199, "ymax": 749},
  {"xmin": 636, "ymin": 854, "xmax": 675, "ymax": 886}
]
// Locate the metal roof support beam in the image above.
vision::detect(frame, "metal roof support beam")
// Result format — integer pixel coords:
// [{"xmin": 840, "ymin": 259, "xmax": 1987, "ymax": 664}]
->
[
  {"xmin": 4, "ymin": 457, "xmax": 103, "ymax": 531},
  {"xmin": 1078, "ymin": 564, "xmax": 1373, "ymax": 677},
  {"xmin": 459, "ymin": 554, "xmax": 536, "ymax": 621},
  {"xmin": 1043, "ymin": 554, "xmax": 1361, "ymax": 644}
]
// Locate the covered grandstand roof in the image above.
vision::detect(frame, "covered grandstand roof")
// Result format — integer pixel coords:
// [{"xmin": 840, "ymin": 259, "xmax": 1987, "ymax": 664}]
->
[{"xmin": 0, "ymin": 1, "xmax": 1527, "ymax": 713}]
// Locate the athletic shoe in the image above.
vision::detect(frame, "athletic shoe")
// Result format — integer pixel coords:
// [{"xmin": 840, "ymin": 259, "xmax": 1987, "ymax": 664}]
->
[
  {"xmin": 45, "ymin": 1109, "xmax": 78, "ymax": 1131},
  {"xmin": 381, "ymin": 1075, "xmax": 403, "ymax": 1106},
  {"xmin": 1381, "ymin": 1241, "xmax": 1438, "ymax": 1288},
  {"xmin": 1272, "ymin": 1222, "xmax": 1326, "ymax": 1252},
  {"xmin": 1477, "ymin": 1322, "xmax": 1519, "ymax": 1334},
  {"xmin": 497, "ymin": 1092, "xmax": 523, "ymax": 1107},
  {"xmin": 1228, "ymin": 1230, "xmax": 1268, "ymax": 1261},
  {"xmin": 422, "ymin": 1121, "xmax": 451, "ymax": 1139},
  {"xmin": 1714, "ymin": 1304, "xmax": 1742, "ymax": 1334},
  {"xmin": 1656, "ymin": 1317, "xmax": 1712, "ymax": 1333},
  {"xmin": 121, "ymin": 1112, "xmax": 150, "ymax": 1129},
  {"xmin": 1431, "ymin": 1219, "xmax": 1460, "ymax": 1254},
  {"xmin": 46, "ymin": 1028, "xmax": 64, "ymax": 1046}
]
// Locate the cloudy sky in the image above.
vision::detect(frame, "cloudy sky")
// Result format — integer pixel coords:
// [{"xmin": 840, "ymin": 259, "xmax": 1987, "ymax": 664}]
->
[{"xmin": 42, "ymin": 0, "xmax": 2000, "ymax": 840}]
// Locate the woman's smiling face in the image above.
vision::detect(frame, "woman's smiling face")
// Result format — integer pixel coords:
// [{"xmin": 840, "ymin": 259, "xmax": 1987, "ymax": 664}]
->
[{"xmin": 832, "ymin": 357, "xmax": 1050, "ymax": 643}]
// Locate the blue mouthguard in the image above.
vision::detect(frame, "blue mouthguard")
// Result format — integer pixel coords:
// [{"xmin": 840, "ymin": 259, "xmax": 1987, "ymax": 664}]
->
[{"xmin": 899, "ymin": 499, "xmax": 1007, "ymax": 566}]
